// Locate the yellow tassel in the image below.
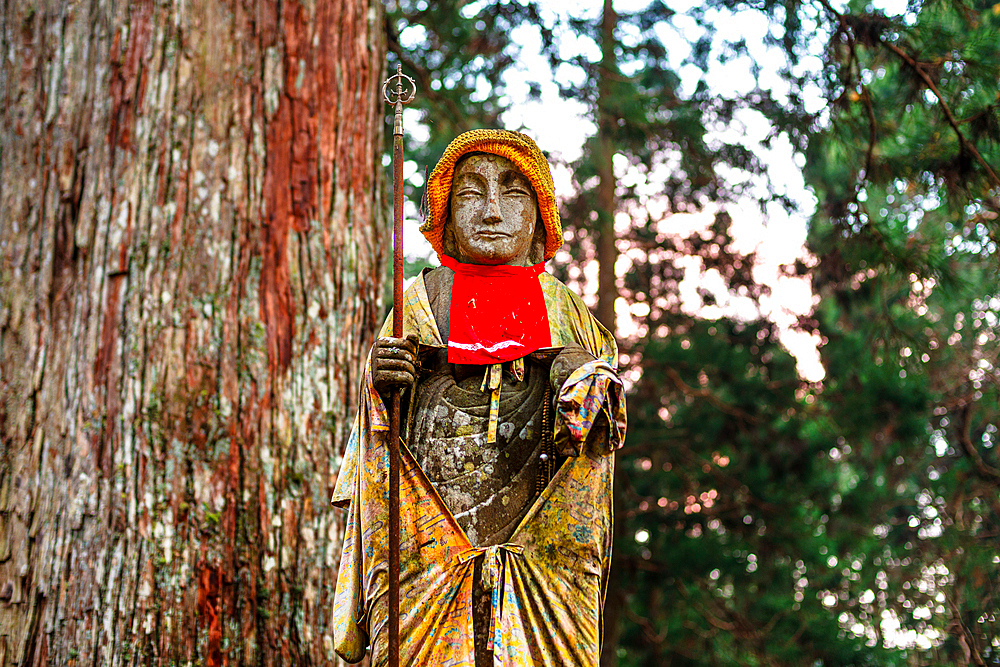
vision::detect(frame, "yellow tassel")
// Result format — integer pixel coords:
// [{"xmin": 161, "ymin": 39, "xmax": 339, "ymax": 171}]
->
[
  {"xmin": 512, "ymin": 357, "xmax": 524, "ymax": 382},
  {"xmin": 481, "ymin": 363, "xmax": 503, "ymax": 443}
]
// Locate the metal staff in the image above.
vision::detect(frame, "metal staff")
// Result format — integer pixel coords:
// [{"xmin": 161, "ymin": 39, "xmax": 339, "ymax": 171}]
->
[{"xmin": 381, "ymin": 63, "xmax": 415, "ymax": 667}]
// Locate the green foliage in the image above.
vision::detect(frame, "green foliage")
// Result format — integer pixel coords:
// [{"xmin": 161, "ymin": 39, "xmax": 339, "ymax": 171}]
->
[{"xmin": 609, "ymin": 0, "xmax": 999, "ymax": 663}]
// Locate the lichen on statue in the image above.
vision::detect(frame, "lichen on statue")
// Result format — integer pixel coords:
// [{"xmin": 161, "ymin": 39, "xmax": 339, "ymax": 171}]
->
[{"xmin": 331, "ymin": 129, "xmax": 627, "ymax": 667}]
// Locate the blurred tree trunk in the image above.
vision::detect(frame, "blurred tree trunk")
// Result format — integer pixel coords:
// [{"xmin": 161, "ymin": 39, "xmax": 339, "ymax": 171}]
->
[
  {"xmin": 594, "ymin": 0, "xmax": 619, "ymax": 334},
  {"xmin": 0, "ymin": 0, "xmax": 386, "ymax": 664},
  {"xmin": 597, "ymin": 2, "xmax": 624, "ymax": 665}
]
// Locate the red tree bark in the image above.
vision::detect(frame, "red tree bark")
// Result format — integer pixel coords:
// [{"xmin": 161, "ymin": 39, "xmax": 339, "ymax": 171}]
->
[{"xmin": 0, "ymin": 0, "xmax": 386, "ymax": 664}]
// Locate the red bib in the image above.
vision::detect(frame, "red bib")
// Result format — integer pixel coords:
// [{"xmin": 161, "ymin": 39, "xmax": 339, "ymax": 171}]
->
[{"xmin": 441, "ymin": 256, "xmax": 552, "ymax": 365}]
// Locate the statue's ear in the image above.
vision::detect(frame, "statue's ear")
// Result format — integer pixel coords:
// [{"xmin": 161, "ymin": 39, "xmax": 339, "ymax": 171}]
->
[
  {"xmin": 442, "ymin": 204, "xmax": 458, "ymax": 260},
  {"xmin": 528, "ymin": 204, "xmax": 546, "ymax": 264}
]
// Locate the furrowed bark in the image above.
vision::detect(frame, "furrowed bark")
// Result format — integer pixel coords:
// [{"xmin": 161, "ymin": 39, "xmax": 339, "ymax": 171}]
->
[{"xmin": 0, "ymin": 0, "xmax": 387, "ymax": 664}]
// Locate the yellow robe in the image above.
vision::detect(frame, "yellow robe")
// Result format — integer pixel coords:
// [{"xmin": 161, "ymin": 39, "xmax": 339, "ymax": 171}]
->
[{"xmin": 332, "ymin": 270, "xmax": 626, "ymax": 666}]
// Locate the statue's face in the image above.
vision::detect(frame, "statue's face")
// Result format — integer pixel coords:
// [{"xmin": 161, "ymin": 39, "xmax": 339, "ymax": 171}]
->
[{"xmin": 448, "ymin": 154, "xmax": 538, "ymax": 266}]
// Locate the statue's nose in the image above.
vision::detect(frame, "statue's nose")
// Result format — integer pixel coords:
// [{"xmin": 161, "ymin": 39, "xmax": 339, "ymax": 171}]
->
[{"xmin": 483, "ymin": 193, "xmax": 502, "ymax": 224}]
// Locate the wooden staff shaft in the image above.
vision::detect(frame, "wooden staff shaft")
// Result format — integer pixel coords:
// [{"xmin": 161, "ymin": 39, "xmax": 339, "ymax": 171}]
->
[
  {"xmin": 386, "ymin": 63, "xmax": 409, "ymax": 667},
  {"xmin": 388, "ymin": 136, "xmax": 402, "ymax": 667}
]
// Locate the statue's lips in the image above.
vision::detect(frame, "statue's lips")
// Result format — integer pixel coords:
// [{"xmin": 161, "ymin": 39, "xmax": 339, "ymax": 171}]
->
[{"xmin": 474, "ymin": 231, "xmax": 511, "ymax": 239}]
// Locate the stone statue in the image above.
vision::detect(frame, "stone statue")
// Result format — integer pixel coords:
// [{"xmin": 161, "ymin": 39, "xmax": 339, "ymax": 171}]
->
[{"xmin": 332, "ymin": 129, "xmax": 626, "ymax": 667}]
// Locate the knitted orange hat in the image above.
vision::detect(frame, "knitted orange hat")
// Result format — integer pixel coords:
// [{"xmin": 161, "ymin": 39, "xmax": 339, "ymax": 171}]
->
[{"xmin": 422, "ymin": 129, "xmax": 563, "ymax": 261}]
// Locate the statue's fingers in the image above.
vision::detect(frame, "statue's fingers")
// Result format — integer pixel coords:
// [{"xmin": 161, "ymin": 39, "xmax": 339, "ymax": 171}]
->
[
  {"xmin": 376, "ymin": 370, "xmax": 415, "ymax": 388},
  {"xmin": 376, "ymin": 336, "xmax": 404, "ymax": 351},
  {"xmin": 378, "ymin": 346, "xmax": 417, "ymax": 365},
  {"xmin": 378, "ymin": 358, "xmax": 416, "ymax": 377}
]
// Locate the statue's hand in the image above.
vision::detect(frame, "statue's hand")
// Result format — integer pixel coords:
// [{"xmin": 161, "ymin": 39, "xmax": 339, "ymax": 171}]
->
[
  {"xmin": 549, "ymin": 345, "xmax": 597, "ymax": 394},
  {"xmin": 372, "ymin": 334, "xmax": 419, "ymax": 398}
]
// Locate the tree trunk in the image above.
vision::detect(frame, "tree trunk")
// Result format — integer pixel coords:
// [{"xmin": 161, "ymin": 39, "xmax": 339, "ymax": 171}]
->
[
  {"xmin": 594, "ymin": 0, "xmax": 619, "ymax": 334},
  {"xmin": 0, "ymin": 0, "xmax": 386, "ymax": 664},
  {"xmin": 596, "ymin": 2, "xmax": 625, "ymax": 665}
]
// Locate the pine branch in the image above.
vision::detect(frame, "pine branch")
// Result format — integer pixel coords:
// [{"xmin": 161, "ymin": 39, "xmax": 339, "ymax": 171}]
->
[
  {"xmin": 880, "ymin": 40, "xmax": 1000, "ymax": 190},
  {"xmin": 663, "ymin": 366, "xmax": 759, "ymax": 424},
  {"xmin": 956, "ymin": 402, "xmax": 1000, "ymax": 484},
  {"xmin": 817, "ymin": 0, "xmax": 1000, "ymax": 191}
]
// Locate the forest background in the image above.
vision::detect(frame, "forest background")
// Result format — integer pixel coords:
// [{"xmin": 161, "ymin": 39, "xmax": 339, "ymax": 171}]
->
[{"xmin": 0, "ymin": 0, "xmax": 997, "ymax": 666}]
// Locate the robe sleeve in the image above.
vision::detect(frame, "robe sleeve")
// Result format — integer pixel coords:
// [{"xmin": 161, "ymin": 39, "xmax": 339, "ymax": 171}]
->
[
  {"xmin": 332, "ymin": 348, "xmax": 389, "ymax": 507},
  {"xmin": 330, "ymin": 272, "xmax": 443, "ymax": 662},
  {"xmin": 331, "ymin": 351, "xmax": 386, "ymax": 661},
  {"xmin": 332, "ymin": 478, "xmax": 369, "ymax": 662},
  {"xmin": 553, "ymin": 358, "xmax": 626, "ymax": 457}
]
